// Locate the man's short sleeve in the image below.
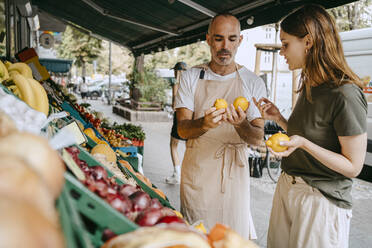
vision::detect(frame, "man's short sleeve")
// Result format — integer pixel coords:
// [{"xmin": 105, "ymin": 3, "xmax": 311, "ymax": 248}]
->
[
  {"xmin": 175, "ymin": 70, "xmax": 195, "ymax": 111},
  {"xmin": 247, "ymin": 77, "xmax": 267, "ymax": 122},
  {"xmin": 333, "ymin": 86, "xmax": 367, "ymax": 136}
]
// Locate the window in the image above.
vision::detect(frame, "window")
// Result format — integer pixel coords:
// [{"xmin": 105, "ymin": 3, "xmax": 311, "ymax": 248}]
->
[
  {"xmin": 0, "ymin": 0, "xmax": 6, "ymax": 57},
  {"xmin": 265, "ymin": 27, "xmax": 272, "ymax": 39}
]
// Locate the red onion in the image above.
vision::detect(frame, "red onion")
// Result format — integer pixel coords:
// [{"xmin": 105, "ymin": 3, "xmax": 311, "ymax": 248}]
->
[
  {"xmin": 149, "ymin": 198, "xmax": 162, "ymax": 209},
  {"xmin": 129, "ymin": 191, "xmax": 151, "ymax": 212},
  {"xmin": 90, "ymin": 166, "xmax": 108, "ymax": 180},
  {"xmin": 101, "ymin": 229, "xmax": 117, "ymax": 242},
  {"xmin": 160, "ymin": 207, "xmax": 177, "ymax": 217},
  {"xmin": 119, "ymin": 184, "xmax": 137, "ymax": 197},
  {"xmin": 108, "ymin": 195, "xmax": 132, "ymax": 214},
  {"xmin": 136, "ymin": 208, "xmax": 163, "ymax": 226},
  {"xmin": 156, "ymin": 215, "xmax": 185, "ymax": 225}
]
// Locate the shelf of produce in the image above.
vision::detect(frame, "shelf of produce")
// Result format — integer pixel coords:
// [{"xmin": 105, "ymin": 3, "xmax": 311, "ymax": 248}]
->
[
  {"xmin": 117, "ymin": 164, "xmax": 173, "ymax": 209},
  {"xmin": 75, "ymin": 145, "xmax": 172, "ymax": 208},
  {"xmin": 64, "ymin": 173, "xmax": 138, "ymax": 247}
]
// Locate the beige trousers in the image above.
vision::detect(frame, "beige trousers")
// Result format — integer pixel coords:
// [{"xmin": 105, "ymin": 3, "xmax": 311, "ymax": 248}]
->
[{"xmin": 268, "ymin": 173, "xmax": 352, "ymax": 248}]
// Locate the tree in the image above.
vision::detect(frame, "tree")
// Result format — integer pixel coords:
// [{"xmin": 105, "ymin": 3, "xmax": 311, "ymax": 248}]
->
[
  {"xmin": 57, "ymin": 26, "xmax": 102, "ymax": 78},
  {"xmin": 96, "ymin": 40, "xmax": 134, "ymax": 76},
  {"xmin": 329, "ymin": 0, "xmax": 372, "ymax": 31},
  {"xmin": 144, "ymin": 41, "xmax": 210, "ymax": 70}
]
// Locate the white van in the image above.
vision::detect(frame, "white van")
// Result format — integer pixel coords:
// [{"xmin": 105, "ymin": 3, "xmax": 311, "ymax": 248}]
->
[{"xmin": 340, "ymin": 27, "xmax": 372, "ymax": 181}]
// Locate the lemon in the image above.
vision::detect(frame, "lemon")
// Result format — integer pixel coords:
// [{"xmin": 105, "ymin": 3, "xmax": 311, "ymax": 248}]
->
[
  {"xmin": 266, "ymin": 132, "xmax": 290, "ymax": 152},
  {"xmin": 214, "ymin": 98, "xmax": 228, "ymax": 110},
  {"xmin": 233, "ymin": 96, "xmax": 249, "ymax": 111}
]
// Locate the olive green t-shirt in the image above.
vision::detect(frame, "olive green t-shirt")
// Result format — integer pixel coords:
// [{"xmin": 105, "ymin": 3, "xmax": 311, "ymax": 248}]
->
[{"xmin": 282, "ymin": 82, "xmax": 367, "ymax": 209}]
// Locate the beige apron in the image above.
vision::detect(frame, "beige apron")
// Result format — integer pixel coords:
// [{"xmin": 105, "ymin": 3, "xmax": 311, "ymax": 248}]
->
[{"xmin": 180, "ymin": 66, "xmax": 257, "ymax": 240}]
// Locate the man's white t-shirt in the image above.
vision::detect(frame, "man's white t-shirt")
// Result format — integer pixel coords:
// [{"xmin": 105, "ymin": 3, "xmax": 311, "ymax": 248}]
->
[{"xmin": 175, "ymin": 67, "xmax": 267, "ymax": 121}]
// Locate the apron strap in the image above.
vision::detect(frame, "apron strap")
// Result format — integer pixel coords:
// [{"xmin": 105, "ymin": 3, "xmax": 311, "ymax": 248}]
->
[{"xmin": 215, "ymin": 143, "xmax": 247, "ymax": 193}]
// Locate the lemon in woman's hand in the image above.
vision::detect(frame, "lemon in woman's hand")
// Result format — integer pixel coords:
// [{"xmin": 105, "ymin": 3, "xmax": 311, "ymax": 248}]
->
[
  {"xmin": 266, "ymin": 132, "xmax": 290, "ymax": 152},
  {"xmin": 233, "ymin": 96, "xmax": 249, "ymax": 111},
  {"xmin": 214, "ymin": 99, "xmax": 228, "ymax": 110}
]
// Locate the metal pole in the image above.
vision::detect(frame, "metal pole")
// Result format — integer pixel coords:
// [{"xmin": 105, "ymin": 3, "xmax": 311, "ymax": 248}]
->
[
  {"xmin": 108, "ymin": 41, "xmax": 112, "ymax": 105},
  {"xmin": 5, "ymin": 0, "xmax": 11, "ymax": 60},
  {"xmin": 13, "ymin": 1, "xmax": 17, "ymax": 54}
]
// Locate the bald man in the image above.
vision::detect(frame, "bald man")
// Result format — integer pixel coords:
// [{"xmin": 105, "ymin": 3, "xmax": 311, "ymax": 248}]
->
[{"xmin": 174, "ymin": 14, "xmax": 266, "ymax": 239}]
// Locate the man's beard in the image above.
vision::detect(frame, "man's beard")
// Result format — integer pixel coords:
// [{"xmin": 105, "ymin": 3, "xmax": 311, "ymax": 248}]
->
[{"xmin": 215, "ymin": 49, "xmax": 233, "ymax": 65}]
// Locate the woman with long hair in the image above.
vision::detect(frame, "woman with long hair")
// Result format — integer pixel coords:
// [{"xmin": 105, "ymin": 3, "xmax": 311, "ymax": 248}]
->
[{"xmin": 253, "ymin": 4, "xmax": 367, "ymax": 248}]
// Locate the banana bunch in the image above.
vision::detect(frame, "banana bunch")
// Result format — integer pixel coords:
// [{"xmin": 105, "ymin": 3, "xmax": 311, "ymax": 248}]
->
[
  {"xmin": 1, "ymin": 62, "xmax": 49, "ymax": 117},
  {"xmin": 8, "ymin": 62, "xmax": 33, "ymax": 79},
  {"xmin": 10, "ymin": 74, "xmax": 49, "ymax": 116},
  {"xmin": 0, "ymin": 61, "xmax": 9, "ymax": 82}
]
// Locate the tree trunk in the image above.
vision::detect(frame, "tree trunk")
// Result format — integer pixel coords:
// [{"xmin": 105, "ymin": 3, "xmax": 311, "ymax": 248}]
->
[{"xmin": 82, "ymin": 62, "xmax": 86, "ymax": 79}]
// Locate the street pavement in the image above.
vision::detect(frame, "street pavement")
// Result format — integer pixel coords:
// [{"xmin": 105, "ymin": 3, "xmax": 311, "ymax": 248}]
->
[{"xmin": 86, "ymin": 99, "xmax": 372, "ymax": 248}]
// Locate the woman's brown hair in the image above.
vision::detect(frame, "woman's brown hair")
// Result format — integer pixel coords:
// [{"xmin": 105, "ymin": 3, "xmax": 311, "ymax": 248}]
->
[{"xmin": 280, "ymin": 4, "xmax": 363, "ymax": 101}]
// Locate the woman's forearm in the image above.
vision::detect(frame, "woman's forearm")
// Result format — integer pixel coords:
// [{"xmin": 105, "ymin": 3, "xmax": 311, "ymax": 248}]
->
[{"xmin": 300, "ymin": 138, "xmax": 364, "ymax": 178}]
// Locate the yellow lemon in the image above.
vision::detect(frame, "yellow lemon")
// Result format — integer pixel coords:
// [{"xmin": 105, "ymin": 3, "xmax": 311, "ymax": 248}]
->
[
  {"xmin": 233, "ymin": 96, "xmax": 249, "ymax": 111},
  {"xmin": 266, "ymin": 132, "xmax": 290, "ymax": 152},
  {"xmin": 214, "ymin": 98, "xmax": 228, "ymax": 110}
]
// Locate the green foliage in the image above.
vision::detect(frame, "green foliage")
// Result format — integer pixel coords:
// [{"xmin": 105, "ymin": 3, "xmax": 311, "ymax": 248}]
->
[
  {"xmin": 102, "ymin": 122, "xmax": 146, "ymax": 141},
  {"xmin": 57, "ymin": 25, "xmax": 102, "ymax": 70},
  {"xmin": 131, "ymin": 68, "xmax": 168, "ymax": 104},
  {"xmin": 329, "ymin": 0, "xmax": 372, "ymax": 31},
  {"xmin": 96, "ymin": 40, "xmax": 134, "ymax": 76},
  {"xmin": 144, "ymin": 41, "xmax": 210, "ymax": 69}
]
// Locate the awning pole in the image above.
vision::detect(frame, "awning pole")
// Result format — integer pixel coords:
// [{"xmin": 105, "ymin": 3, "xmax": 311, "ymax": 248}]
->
[{"xmin": 108, "ymin": 41, "xmax": 112, "ymax": 105}]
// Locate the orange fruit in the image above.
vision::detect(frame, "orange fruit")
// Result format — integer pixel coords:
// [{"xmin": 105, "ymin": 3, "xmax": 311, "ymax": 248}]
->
[
  {"xmin": 266, "ymin": 132, "xmax": 290, "ymax": 152},
  {"xmin": 208, "ymin": 223, "xmax": 228, "ymax": 243},
  {"xmin": 233, "ymin": 96, "xmax": 249, "ymax": 111},
  {"xmin": 214, "ymin": 99, "xmax": 228, "ymax": 110},
  {"xmin": 119, "ymin": 160, "xmax": 134, "ymax": 173},
  {"xmin": 152, "ymin": 187, "xmax": 166, "ymax": 200}
]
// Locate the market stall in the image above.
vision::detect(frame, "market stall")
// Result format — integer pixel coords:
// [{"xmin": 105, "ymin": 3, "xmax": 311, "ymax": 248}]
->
[{"xmin": 0, "ymin": 55, "xmax": 260, "ymax": 247}]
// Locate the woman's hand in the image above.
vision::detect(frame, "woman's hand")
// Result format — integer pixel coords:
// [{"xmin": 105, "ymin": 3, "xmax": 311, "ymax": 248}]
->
[
  {"xmin": 253, "ymin": 97, "xmax": 281, "ymax": 121},
  {"xmin": 268, "ymin": 135, "xmax": 305, "ymax": 157},
  {"xmin": 225, "ymin": 104, "xmax": 246, "ymax": 126}
]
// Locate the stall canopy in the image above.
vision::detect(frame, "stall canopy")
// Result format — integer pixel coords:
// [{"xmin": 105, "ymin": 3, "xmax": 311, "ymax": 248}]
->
[
  {"xmin": 32, "ymin": 0, "xmax": 356, "ymax": 56},
  {"xmin": 39, "ymin": 58, "xmax": 73, "ymax": 74}
]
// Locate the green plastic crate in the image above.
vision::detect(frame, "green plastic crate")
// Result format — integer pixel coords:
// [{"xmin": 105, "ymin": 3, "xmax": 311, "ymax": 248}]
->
[
  {"xmin": 117, "ymin": 164, "xmax": 173, "ymax": 209},
  {"xmin": 57, "ymin": 185, "xmax": 93, "ymax": 248},
  {"xmin": 76, "ymin": 145, "xmax": 172, "ymax": 209},
  {"xmin": 64, "ymin": 173, "xmax": 138, "ymax": 247}
]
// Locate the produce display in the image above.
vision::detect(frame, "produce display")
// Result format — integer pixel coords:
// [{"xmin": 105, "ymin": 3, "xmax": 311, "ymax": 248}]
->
[
  {"xmin": 102, "ymin": 223, "xmax": 259, "ymax": 248},
  {"xmin": 1, "ymin": 61, "xmax": 49, "ymax": 116},
  {"xmin": 65, "ymin": 146, "xmax": 181, "ymax": 227},
  {"xmin": 266, "ymin": 132, "xmax": 290, "ymax": 152},
  {"xmin": 0, "ymin": 56, "xmax": 259, "ymax": 248},
  {"xmin": 75, "ymin": 103, "xmax": 145, "ymax": 148}
]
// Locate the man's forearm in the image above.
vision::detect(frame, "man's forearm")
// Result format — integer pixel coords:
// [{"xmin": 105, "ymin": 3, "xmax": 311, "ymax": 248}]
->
[
  {"xmin": 234, "ymin": 119, "xmax": 264, "ymax": 145},
  {"xmin": 178, "ymin": 117, "xmax": 207, "ymax": 139}
]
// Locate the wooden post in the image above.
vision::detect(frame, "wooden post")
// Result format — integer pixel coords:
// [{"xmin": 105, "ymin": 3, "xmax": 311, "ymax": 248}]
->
[
  {"xmin": 272, "ymin": 51, "xmax": 278, "ymax": 103},
  {"xmin": 254, "ymin": 49, "xmax": 262, "ymax": 76},
  {"xmin": 292, "ymin": 69, "xmax": 301, "ymax": 108},
  {"xmin": 135, "ymin": 54, "xmax": 145, "ymax": 74}
]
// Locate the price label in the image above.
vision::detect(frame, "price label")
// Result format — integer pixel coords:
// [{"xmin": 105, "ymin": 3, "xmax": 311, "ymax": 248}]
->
[{"xmin": 62, "ymin": 149, "xmax": 86, "ymax": 181}]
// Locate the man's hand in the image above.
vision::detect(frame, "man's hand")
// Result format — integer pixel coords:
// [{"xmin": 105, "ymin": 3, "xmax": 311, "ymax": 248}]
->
[
  {"xmin": 202, "ymin": 107, "xmax": 226, "ymax": 130},
  {"xmin": 225, "ymin": 104, "xmax": 246, "ymax": 126}
]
